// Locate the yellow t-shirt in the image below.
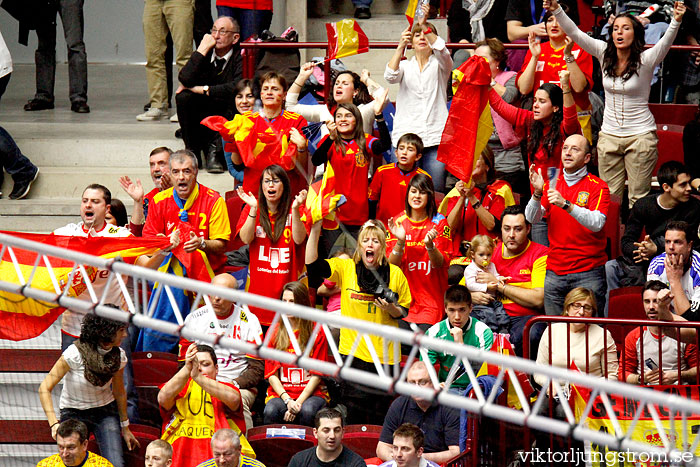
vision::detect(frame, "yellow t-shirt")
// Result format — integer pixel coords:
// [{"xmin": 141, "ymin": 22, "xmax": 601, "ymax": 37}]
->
[
  {"xmin": 327, "ymin": 257, "xmax": 412, "ymax": 364},
  {"xmin": 37, "ymin": 452, "xmax": 114, "ymax": 467}
]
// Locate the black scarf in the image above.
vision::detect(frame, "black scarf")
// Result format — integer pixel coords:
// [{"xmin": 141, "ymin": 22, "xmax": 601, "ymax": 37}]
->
[
  {"xmin": 75, "ymin": 339, "xmax": 121, "ymax": 387},
  {"xmin": 356, "ymin": 261, "xmax": 390, "ymax": 294}
]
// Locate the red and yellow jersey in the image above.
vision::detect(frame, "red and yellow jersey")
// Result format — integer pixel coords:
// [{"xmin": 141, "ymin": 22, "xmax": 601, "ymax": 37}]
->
[
  {"xmin": 237, "ymin": 205, "xmax": 305, "ymax": 326},
  {"xmin": 386, "ymin": 213, "xmax": 452, "ymax": 325},
  {"xmin": 326, "ymin": 257, "xmax": 412, "ymax": 364},
  {"xmin": 368, "ymin": 163, "xmax": 430, "ymax": 227},
  {"xmin": 160, "ymin": 378, "xmax": 253, "ymax": 467},
  {"xmin": 492, "ymin": 240, "xmax": 548, "ymax": 317},
  {"xmin": 38, "ymin": 452, "xmax": 114, "ymax": 467},
  {"xmin": 318, "ymin": 133, "xmax": 377, "ymax": 226},
  {"xmin": 240, "ymin": 110, "xmax": 309, "ymax": 198},
  {"xmin": 143, "ymin": 187, "xmax": 160, "ymax": 221},
  {"xmin": 264, "ymin": 328, "xmax": 330, "ymax": 401},
  {"xmin": 440, "ymin": 180, "xmax": 515, "ymax": 249},
  {"xmin": 542, "ymin": 173, "xmax": 609, "ymax": 274}
]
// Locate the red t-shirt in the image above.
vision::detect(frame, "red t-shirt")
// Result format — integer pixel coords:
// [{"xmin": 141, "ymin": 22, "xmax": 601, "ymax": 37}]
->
[
  {"xmin": 368, "ymin": 163, "xmax": 431, "ymax": 227},
  {"xmin": 318, "ymin": 133, "xmax": 378, "ymax": 226},
  {"xmin": 444, "ymin": 180, "xmax": 513, "ymax": 249},
  {"xmin": 517, "ymin": 41, "xmax": 593, "ymax": 111},
  {"xmin": 264, "ymin": 328, "xmax": 330, "ymax": 401},
  {"xmin": 541, "ymin": 173, "xmax": 609, "ymax": 274},
  {"xmin": 492, "ymin": 240, "xmax": 548, "ymax": 317},
  {"xmin": 236, "ymin": 205, "xmax": 305, "ymax": 326},
  {"xmin": 240, "ymin": 111, "xmax": 309, "ymax": 199},
  {"xmin": 386, "ymin": 214, "xmax": 452, "ymax": 325}
]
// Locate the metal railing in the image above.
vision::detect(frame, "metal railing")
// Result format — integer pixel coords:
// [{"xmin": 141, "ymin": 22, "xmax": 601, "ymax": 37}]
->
[{"xmin": 2, "ymin": 231, "xmax": 700, "ymax": 463}]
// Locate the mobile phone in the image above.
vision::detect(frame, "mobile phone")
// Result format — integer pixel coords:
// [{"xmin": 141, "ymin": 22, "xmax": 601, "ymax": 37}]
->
[{"xmin": 645, "ymin": 358, "xmax": 658, "ymax": 370}]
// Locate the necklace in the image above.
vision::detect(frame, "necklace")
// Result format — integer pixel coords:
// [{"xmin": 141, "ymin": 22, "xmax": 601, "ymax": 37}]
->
[{"xmin": 611, "ymin": 77, "xmax": 625, "ymax": 128}]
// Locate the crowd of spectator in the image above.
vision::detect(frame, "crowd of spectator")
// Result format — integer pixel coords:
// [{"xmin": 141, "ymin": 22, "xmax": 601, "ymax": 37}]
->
[{"xmin": 4, "ymin": 0, "xmax": 700, "ymax": 465}]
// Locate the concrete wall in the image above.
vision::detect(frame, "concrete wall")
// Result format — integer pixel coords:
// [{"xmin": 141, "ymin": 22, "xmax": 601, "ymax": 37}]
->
[{"xmin": 0, "ymin": 0, "xmax": 287, "ymax": 64}]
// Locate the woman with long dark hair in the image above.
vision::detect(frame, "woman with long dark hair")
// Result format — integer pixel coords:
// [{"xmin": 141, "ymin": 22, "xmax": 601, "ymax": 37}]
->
[
  {"xmin": 387, "ymin": 173, "xmax": 452, "ymax": 329},
  {"xmin": 263, "ymin": 282, "xmax": 329, "ymax": 426},
  {"xmin": 237, "ymin": 164, "xmax": 307, "ymax": 327},
  {"xmin": 39, "ymin": 314, "xmax": 139, "ymax": 467},
  {"xmin": 543, "ymin": 0, "xmax": 686, "ymax": 207}
]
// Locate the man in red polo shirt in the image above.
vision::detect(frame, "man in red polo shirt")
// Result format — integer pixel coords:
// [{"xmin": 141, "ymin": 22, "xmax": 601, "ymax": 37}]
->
[{"xmin": 525, "ymin": 133, "xmax": 609, "ymax": 316}]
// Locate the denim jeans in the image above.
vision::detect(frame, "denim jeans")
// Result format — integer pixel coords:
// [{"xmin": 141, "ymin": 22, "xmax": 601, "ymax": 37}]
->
[
  {"xmin": 215, "ymin": 6, "xmax": 273, "ymax": 42},
  {"xmin": 35, "ymin": 0, "xmax": 87, "ymax": 103},
  {"xmin": 352, "ymin": 0, "xmax": 373, "ymax": 7},
  {"xmin": 61, "ymin": 330, "xmax": 139, "ymax": 423},
  {"xmin": 508, "ymin": 314, "xmax": 547, "ymax": 359},
  {"xmin": 544, "ymin": 266, "xmax": 607, "ymax": 317},
  {"xmin": 418, "ymin": 145, "xmax": 446, "ymax": 193},
  {"xmin": 604, "ymin": 258, "xmax": 623, "ymax": 317},
  {"xmin": 471, "ymin": 301, "xmax": 510, "ymax": 334},
  {"xmin": 61, "ymin": 401, "xmax": 124, "ymax": 467},
  {"xmin": 263, "ymin": 395, "xmax": 327, "ymax": 427},
  {"xmin": 530, "ymin": 218, "xmax": 549, "ymax": 247},
  {"xmin": 0, "ymin": 126, "xmax": 37, "ymax": 184}
]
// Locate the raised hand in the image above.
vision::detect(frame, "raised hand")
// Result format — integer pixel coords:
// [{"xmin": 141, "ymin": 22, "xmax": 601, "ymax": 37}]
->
[
  {"xmin": 528, "ymin": 31, "xmax": 541, "ymax": 57},
  {"xmin": 289, "ymin": 127, "xmax": 307, "ymax": 150},
  {"xmin": 564, "ymin": 37, "xmax": 574, "ymax": 56},
  {"xmin": 119, "ymin": 176, "xmax": 144, "ymax": 203},
  {"xmin": 543, "ymin": 0, "xmax": 560, "ymax": 12},
  {"xmin": 673, "ymin": 1, "xmax": 686, "ymax": 21},
  {"xmin": 373, "ymin": 88, "xmax": 390, "ymax": 115},
  {"xmin": 399, "ymin": 26, "xmax": 412, "ymax": 49},
  {"xmin": 424, "ymin": 227, "xmax": 438, "ymax": 250},
  {"xmin": 388, "ymin": 217, "xmax": 406, "ymax": 242},
  {"xmin": 298, "ymin": 62, "xmax": 315, "ymax": 81},
  {"xmin": 293, "ymin": 189, "xmax": 308, "ymax": 210},
  {"xmin": 326, "ymin": 120, "xmax": 339, "ymax": 141},
  {"xmin": 529, "ymin": 164, "xmax": 545, "ymax": 194},
  {"xmin": 236, "ymin": 186, "xmax": 258, "ymax": 209}
]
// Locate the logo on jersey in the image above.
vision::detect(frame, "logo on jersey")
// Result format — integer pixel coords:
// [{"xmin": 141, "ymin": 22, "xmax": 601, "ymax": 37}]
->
[
  {"xmin": 258, "ymin": 245, "xmax": 290, "ymax": 268},
  {"xmin": 575, "ymin": 192, "xmax": 590, "ymax": 207},
  {"xmin": 408, "ymin": 260, "xmax": 431, "ymax": 275}
]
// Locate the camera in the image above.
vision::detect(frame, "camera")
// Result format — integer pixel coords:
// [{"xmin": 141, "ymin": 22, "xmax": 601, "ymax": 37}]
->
[{"xmin": 374, "ymin": 285, "xmax": 399, "ymax": 304}]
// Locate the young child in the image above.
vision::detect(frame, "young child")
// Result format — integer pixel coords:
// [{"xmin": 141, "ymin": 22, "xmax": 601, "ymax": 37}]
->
[
  {"xmin": 463, "ymin": 235, "xmax": 510, "ymax": 334},
  {"xmin": 369, "ymin": 133, "xmax": 431, "ymax": 227}
]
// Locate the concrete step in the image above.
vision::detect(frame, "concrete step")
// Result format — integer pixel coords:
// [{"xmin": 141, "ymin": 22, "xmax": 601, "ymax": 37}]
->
[
  {"xmin": 0, "ymin": 445, "xmax": 55, "ymax": 467},
  {"xmin": 0, "ymin": 378, "xmax": 61, "ymax": 420}
]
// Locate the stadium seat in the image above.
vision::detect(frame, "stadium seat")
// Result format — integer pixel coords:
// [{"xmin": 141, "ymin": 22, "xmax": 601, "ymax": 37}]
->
[
  {"xmin": 247, "ymin": 424, "xmax": 315, "ymax": 467},
  {"xmin": 607, "ymin": 286, "xmax": 647, "ymax": 349},
  {"xmin": 131, "ymin": 352, "xmax": 178, "ymax": 429},
  {"xmin": 649, "ymin": 104, "xmax": 697, "ymax": 127},
  {"xmin": 604, "ymin": 195, "xmax": 622, "ymax": 261},
  {"xmin": 0, "ymin": 349, "xmax": 61, "ymax": 372},
  {"xmin": 341, "ymin": 424, "xmax": 382, "ymax": 459},
  {"xmin": 654, "ymin": 129, "xmax": 684, "ymax": 176}
]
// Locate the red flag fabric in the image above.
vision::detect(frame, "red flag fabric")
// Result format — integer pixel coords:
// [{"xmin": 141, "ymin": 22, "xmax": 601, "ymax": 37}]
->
[
  {"xmin": 437, "ymin": 55, "xmax": 493, "ymax": 184},
  {"xmin": 201, "ymin": 113, "xmax": 297, "ymax": 171},
  {"xmin": 325, "ymin": 19, "xmax": 369, "ymax": 60},
  {"xmin": 298, "ymin": 163, "xmax": 347, "ymax": 232},
  {"xmin": 0, "ymin": 232, "xmax": 170, "ymax": 340}
]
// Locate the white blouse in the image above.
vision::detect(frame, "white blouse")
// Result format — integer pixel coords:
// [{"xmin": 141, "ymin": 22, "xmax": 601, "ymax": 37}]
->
[{"xmin": 59, "ymin": 344, "xmax": 127, "ymax": 410}]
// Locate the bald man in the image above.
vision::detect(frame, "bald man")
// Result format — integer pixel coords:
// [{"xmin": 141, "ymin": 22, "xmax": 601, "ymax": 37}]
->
[
  {"xmin": 526, "ymin": 133, "xmax": 610, "ymax": 316},
  {"xmin": 179, "ymin": 273, "xmax": 264, "ymax": 432}
]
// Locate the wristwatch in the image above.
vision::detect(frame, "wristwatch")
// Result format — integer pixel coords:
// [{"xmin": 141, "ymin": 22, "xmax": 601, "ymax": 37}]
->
[
  {"xmin": 563, "ymin": 200, "xmax": 572, "ymax": 211},
  {"xmin": 564, "ymin": 55, "xmax": 575, "ymax": 63},
  {"xmin": 203, "ymin": 85, "xmax": 209, "ymax": 96},
  {"xmin": 200, "ymin": 238, "xmax": 206, "ymax": 250}
]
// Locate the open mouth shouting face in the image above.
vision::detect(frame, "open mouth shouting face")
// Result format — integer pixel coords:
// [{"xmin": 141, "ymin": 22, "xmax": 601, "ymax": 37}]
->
[
  {"xmin": 81, "ymin": 187, "xmax": 109, "ymax": 230},
  {"xmin": 333, "ymin": 72, "xmax": 358, "ymax": 105},
  {"xmin": 170, "ymin": 157, "xmax": 198, "ymax": 199},
  {"xmin": 360, "ymin": 232, "xmax": 383, "ymax": 268},
  {"xmin": 612, "ymin": 16, "xmax": 635, "ymax": 49},
  {"xmin": 261, "ymin": 169, "xmax": 284, "ymax": 204},
  {"xmin": 150, "ymin": 150, "xmax": 170, "ymax": 189}
]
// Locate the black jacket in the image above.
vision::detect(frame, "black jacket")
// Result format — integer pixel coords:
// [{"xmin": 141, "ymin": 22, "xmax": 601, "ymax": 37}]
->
[{"xmin": 178, "ymin": 46, "xmax": 243, "ymax": 106}]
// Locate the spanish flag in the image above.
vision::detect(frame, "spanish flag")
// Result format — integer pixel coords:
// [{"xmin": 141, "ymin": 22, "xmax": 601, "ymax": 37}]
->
[
  {"xmin": 201, "ymin": 114, "xmax": 297, "ymax": 172},
  {"xmin": 325, "ymin": 19, "xmax": 369, "ymax": 60},
  {"xmin": 299, "ymin": 163, "xmax": 347, "ymax": 232},
  {"xmin": 405, "ymin": 0, "xmax": 422, "ymax": 26},
  {"xmin": 476, "ymin": 334, "xmax": 535, "ymax": 410},
  {"xmin": 437, "ymin": 55, "xmax": 493, "ymax": 184},
  {"xmin": 0, "ymin": 231, "xmax": 169, "ymax": 341}
]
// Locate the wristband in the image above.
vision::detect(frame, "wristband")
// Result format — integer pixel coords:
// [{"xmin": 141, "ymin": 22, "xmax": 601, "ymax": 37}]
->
[
  {"xmin": 392, "ymin": 248, "xmax": 403, "ymax": 256},
  {"xmin": 297, "ymin": 147, "xmax": 307, "ymax": 153},
  {"xmin": 564, "ymin": 55, "xmax": 575, "ymax": 63},
  {"xmin": 294, "ymin": 80, "xmax": 304, "ymax": 87},
  {"xmin": 51, "ymin": 422, "xmax": 60, "ymax": 428},
  {"xmin": 562, "ymin": 91, "xmax": 572, "ymax": 95},
  {"xmin": 426, "ymin": 244, "xmax": 435, "ymax": 252},
  {"xmin": 533, "ymin": 191, "xmax": 542, "ymax": 200},
  {"xmin": 120, "ymin": 420, "xmax": 130, "ymax": 428},
  {"xmin": 471, "ymin": 200, "xmax": 482, "ymax": 210}
]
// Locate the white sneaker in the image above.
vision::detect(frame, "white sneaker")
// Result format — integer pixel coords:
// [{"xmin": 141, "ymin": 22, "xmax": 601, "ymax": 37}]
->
[
  {"xmin": 136, "ymin": 107, "xmax": 166, "ymax": 121},
  {"xmin": 170, "ymin": 113, "xmax": 179, "ymax": 123}
]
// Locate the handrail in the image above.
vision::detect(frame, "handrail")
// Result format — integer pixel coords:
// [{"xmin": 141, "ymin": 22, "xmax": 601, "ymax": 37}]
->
[{"xmin": 522, "ymin": 315, "xmax": 700, "ymax": 361}]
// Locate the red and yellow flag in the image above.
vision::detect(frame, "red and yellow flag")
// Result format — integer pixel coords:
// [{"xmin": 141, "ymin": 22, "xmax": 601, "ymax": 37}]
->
[
  {"xmin": 201, "ymin": 114, "xmax": 297, "ymax": 172},
  {"xmin": 437, "ymin": 55, "xmax": 493, "ymax": 185},
  {"xmin": 299, "ymin": 163, "xmax": 347, "ymax": 232},
  {"xmin": 0, "ymin": 231, "xmax": 169, "ymax": 341},
  {"xmin": 477, "ymin": 334, "xmax": 534, "ymax": 409},
  {"xmin": 405, "ymin": 0, "xmax": 422, "ymax": 26},
  {"xmin": 325, "ymin": 19, "xmax": 369, "ymax": 60}
]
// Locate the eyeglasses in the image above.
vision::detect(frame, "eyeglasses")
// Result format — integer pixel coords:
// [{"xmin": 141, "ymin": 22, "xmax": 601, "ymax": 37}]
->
[
  {"xmin": 408, "ymin": 379, "xmax": 432, "ymax": 387},
  {"xmin": 263, "ymin": 178, "xmax": 281, "ymax": 186},
  {"xmin": 570, "ymin": 303, "xmax": 594, "ymax": 313},
  {"xmin": 211, "ymin": 28, "xmax": 239, "ymax": 36}
]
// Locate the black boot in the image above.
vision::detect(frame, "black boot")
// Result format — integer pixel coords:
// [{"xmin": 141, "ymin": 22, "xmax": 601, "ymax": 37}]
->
[{"xmin": 206, "ymin": 138, "xmax": 225, "ymax": 174}]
